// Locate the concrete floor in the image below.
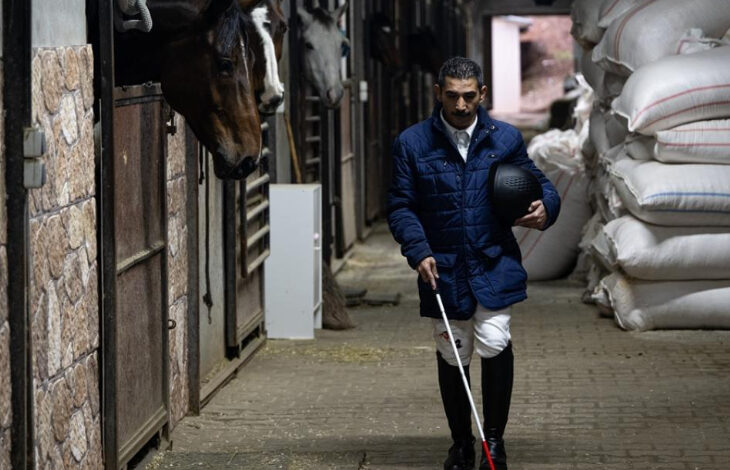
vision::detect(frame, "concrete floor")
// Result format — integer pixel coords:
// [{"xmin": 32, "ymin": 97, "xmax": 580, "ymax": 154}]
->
[{"xmin": 151, "ymin": 223, "xmax": 730, "ymax": 470}]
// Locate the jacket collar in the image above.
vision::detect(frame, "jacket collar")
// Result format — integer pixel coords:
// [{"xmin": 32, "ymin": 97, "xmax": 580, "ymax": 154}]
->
[
  {"xmin": 431, "ymin": 104, "xmax": 498, "ymax": 164},
  {"xmin": 431, "ymin": 103, "xmax": 497, "ymax": 137}
]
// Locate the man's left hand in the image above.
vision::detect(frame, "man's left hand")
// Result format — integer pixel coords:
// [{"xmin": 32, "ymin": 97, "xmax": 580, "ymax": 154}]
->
[{"xmin": 513, "ymin": 200, "xmax": 547, "ymax": 229}]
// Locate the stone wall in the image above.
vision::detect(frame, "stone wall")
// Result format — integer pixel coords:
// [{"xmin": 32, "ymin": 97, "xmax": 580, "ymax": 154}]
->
[
  {"xmin": 0, "ymin": 61, "xmax": 13, "ymax": 470},
  {"xmin": 29, "ymin": 46, "xmax": 101, "ymax": 469},
  {"xmin": 167, "ymin": 117, "xmax": 190, "ymax": 427}
]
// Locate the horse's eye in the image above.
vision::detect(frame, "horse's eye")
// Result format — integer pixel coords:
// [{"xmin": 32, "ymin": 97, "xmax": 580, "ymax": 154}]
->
[
  {"xmin": 305, "ymin": 41, "xmax": 314, "ymax": 50},
  {"xmin": 263, "ymin": 21, "xmax": 272, "ymax": 32},
  {"xmin": 218, "ymin": 58, "xmax": 234, "ymax": 75}
]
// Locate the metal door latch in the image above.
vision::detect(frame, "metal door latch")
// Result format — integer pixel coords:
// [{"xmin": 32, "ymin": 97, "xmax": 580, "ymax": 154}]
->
[
  {"xmin": 23, "ymin": 127, "xmax": 47, "ymax": 188},
  {"xmin": 166, "ymin": 110, "xmax": 177, "ymax": 135}
]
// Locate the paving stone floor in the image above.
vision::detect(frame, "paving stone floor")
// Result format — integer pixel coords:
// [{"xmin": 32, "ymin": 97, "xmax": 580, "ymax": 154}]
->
[{"xmin": 152, "ymin": 224, "xmax": 730, "ymax": 470}]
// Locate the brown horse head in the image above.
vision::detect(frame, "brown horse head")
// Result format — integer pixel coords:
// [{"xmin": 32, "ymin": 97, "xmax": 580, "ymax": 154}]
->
[
  {"xmin": 159, "ymin": 1, "xmax": 262, "ymax": 179},
  {"xmin": 241, "ymin": 0, "xmax": 288, "ymax": 115}
]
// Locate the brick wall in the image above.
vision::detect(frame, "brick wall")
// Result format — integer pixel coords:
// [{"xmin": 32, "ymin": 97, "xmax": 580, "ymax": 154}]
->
[
  {"xmin": 166, "ymin": 117, "xmax": 190, "ymax": 427},
  {"xmin": 29, "ymin": 45, "xmax": 102, "ymax": 469}
]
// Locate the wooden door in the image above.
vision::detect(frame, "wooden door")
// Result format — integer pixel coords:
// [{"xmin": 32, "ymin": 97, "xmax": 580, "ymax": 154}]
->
[{"xmin": 111, "ymin": 84, "xmax": 170, "ymax": 468}]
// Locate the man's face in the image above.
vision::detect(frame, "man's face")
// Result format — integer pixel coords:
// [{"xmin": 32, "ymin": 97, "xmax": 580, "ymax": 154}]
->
[{"xmin": 434, "ymin": 76, "xmax": 487, "ymax": 129}]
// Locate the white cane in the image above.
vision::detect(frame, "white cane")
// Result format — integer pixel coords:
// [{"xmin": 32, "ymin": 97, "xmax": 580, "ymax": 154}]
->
[{"xmin": 434, "ymin": 289, "xmax": 496, "ymax": 470}]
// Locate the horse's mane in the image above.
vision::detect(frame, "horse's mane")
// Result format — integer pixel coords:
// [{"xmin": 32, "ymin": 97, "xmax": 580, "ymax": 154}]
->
[
  {"xmin": 214, "ymin": 3, "xmax": 239, "ymax": 56},
  {"xmin": 215, "ymin": 1, "xmax": 266, "ymax": 64}
]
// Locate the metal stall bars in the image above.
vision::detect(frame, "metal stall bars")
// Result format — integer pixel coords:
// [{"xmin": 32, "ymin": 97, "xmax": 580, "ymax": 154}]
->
[{"xmin": 234, "ymin": 122, "xmax": 270, "ymax": 352}]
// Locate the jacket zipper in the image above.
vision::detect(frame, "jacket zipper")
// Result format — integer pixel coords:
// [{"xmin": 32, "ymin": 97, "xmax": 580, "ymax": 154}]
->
[{"xmin": 461, "ymin": 129, "xmax": 487, "ymax": 255}]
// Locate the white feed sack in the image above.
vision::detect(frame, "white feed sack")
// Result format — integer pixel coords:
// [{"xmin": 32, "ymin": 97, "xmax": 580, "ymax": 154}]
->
[
  {"xmin": 604, "ymin": 111, "xmax": 628, "ymax": 148},
  {"xmin": 569, "ymin": 212, "xmax": 604, "ymax": 282},
  {"xmin": 515, "ymin": 168, "xmax": 591, "ymax": 281},
  {"xmin": 580, "ymin": 49, "xmax": 626, "ymax": 104},
  {"xmin": 597, "ymin": 272, "xmax": 730, "ymax": 331},
  {"xmin": 516, "ymin": 130, "xmax": 592, "ymax": 281},
  {"xmin": 581, "ymin": 133, "xmax": 597, "ymax": 168},
  {"xmin": 570, "ymin": 0, "xmax": 606, "ymax": 49},
  {"xmin": 656, "ymin": 120, "xmax": 730, "ymax": 163},
  {"xmin": 609, "ymin": 158, "xmax": 730, "ymax": 226},
  {"xmin": 612, "ymin": 46, "xmax": 730, "ymax": 135},
  {"xmin": 589, "ymin": 107, "xmax": 610, "ymax": 157},
  {"xmin": 675, "ymin": 28, "xmax": 730, "ymax": 55},
  {"xmin": 597, "ymin": 0, "xmax": 645, "ymax": 28},
  {"xmin": 572, "ymin": 74, "xmax": 595, "ymax": 136},
  {"xmin": 592, "ymin": 0, "xmax": 730, "ymax": 76},
  {"xmin": 591, "ymin": 215, "xmax": 730, "ymax": 280},
  {"xmin": 591, "ymin": 167, "xmax": 626, "ymax": 222},
  {"xmin": 624, "ymin": 134, "xmax": 655, "ymax": 161},
  {"xmin": 592, "ymin": 144, "xmax": 627, "ymax": 221},
  {"xmin": 527, "ymin": 129, "xmax": 584, "ymax": 171},
  {"xmin": 626, "ymin": 120, "xmax": 730, "ymax": 164},
  {"xmin": 589, "ymin": 107, "xmax": 629, "ymax": 158}
]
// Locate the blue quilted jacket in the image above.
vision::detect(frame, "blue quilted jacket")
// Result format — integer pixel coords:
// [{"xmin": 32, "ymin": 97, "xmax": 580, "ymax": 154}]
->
[{"xmin": 387, "ymin": 104, "xmax": 561, "ymax": 320}]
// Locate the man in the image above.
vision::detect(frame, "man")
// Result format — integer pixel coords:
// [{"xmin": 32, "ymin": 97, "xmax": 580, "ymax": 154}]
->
[{"xmin": 387, "ymin": 57, "xmax": 560, "ymax": 470}]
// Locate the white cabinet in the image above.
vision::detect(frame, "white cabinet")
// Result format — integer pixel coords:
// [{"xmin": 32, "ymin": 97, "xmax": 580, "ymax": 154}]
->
[{"xmin": 264, "ymin": 184, "xmax": 322, "ymax": 338}]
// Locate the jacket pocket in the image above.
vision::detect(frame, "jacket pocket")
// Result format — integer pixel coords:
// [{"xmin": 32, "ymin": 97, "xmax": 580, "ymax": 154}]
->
[
  {"xmin": 418, "ymin": 252, "xmax": 459, "ymax": 309},
  {"xmin": 485, "ymin": 242, "xmax": 526, "ymax": 296},
  {"xmin": 433, "ymin": 252, "xmax": 458, "ymax": 268},
  {"xmin": 480, "ymin": 244, "xmax": 503, "ymax": 259}
]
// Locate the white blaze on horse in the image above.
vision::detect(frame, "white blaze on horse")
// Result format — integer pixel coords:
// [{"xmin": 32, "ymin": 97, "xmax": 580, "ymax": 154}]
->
[
  {"xmin": 243, "ymin": 0, "xmax": 287, "ymax": 114},
  {"xmin": 114, "ymin": 0, "xmax": 288, "ymax": 179},
  {"xmin": 297, "ymin": 1, "xmax": 349, "ymax": 108}
]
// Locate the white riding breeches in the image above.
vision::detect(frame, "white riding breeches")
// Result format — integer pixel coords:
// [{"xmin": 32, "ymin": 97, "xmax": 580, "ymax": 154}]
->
[{"xmin": 432, "ymin": 305, "xmax": 511, "ymax": 367}]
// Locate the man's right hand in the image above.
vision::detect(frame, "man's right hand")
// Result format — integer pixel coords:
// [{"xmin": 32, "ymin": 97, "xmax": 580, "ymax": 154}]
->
[{"xmin": 417, "ymin": 256, "xmax": 439, "ymax": 290}]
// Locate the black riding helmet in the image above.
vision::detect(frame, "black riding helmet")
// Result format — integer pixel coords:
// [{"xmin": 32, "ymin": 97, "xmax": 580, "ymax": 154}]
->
[{"xmin": 488, "ymin": 162, "xmax": 543, "ymax": 224}]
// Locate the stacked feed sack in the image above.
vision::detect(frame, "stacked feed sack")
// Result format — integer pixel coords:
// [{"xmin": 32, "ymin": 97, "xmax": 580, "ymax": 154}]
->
[
  {"xmin": 514, "ymin": 77, "xmax": 593, "ymax": 281},
  {"xmin": 570, "ymin": 0, "xmax": 730, "ymax": 330},
  {"xmin": 590, "ymin": 217, "xmax": 730, "ymax": 330},
  {"xmin": 570, "ymin": 0, "xmax": 633, "ymax": 295},
  {"xmin": 593, "ymin": 46, "xmax": 730, "ymax": 330}
]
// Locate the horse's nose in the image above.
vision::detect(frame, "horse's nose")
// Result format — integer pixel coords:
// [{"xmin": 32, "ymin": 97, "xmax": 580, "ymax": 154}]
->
[
  {"xmin": 267, "ymin": 94, "xmax": 283, "ymax": 109},
  {"xmin": 326, "ymin": 87, "xmax": 343, "ymax": 106},
  {"xmin": 213, "ymin": 153, "xmax": 259, "ymax": 180}
]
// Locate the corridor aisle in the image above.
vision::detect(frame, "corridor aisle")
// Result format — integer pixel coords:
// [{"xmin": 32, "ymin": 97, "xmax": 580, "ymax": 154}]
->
[{"xmin": 154, "ymin": 223, "xmax": 730, "ymax": 469}]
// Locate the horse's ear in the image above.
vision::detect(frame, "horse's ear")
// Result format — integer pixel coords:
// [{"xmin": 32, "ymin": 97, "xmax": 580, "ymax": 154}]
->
[
  {"xmin": 237, "ymin": 0, "xmax": 260, "ymax": 12},
  {"xmin": 297, "ymin": 7, "xmax": 313, "ymax": 26},
  {"xmin": 334, "ymin": 1, "xmax": 348, "ymax": 21}
]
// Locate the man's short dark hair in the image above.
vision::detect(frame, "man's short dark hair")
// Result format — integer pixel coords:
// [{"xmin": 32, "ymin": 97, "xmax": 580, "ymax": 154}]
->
[{"xmin": 437, "ymin": 57, "xmax": 484, "ymax": 88}]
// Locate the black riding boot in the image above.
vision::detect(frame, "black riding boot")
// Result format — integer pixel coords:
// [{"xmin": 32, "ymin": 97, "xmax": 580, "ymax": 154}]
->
[
  {"xmin": 479, "ymin": 342, "xmax": 513, "ymax": 470},
  {"xmin": 437, "ymin": 352, "xmax": 475, "ymax": 470}
]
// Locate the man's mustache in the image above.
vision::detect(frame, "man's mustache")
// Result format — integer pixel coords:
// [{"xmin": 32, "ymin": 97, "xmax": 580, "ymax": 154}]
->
[{"xmin": 452, "ymin": 111, "xmax": 470, "ymax": 117}]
